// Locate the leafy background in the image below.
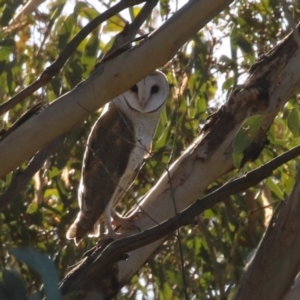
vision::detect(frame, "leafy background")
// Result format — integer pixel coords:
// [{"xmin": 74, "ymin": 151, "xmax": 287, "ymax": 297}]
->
[{"xmin": 0, "ymin": 0, "xmax": 300, "ymax": 299}]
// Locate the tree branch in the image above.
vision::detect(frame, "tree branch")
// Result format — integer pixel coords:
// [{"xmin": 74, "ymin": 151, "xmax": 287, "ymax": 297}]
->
[
  {"xmin": 59, "ymin": 143, "xmax": 300, "ymax": 298},
  {"xmin": 0, "ymin": 0, "xmax": 232, "ymax": 178},
  {"xmin": 0, "ymin": 0, "xmax": 147, "ymax": 117},
  {"xmin": 234, "ymin": 167, "xmax": 300, "ymax": 300},
  {"xmin": 0, "ymin": 0, "xmax": 158, "ymax": 211},
  {"xmin": 0, "ymin": 134, "xmax": 65, "ymax": 211},
  {"xmin": 107, "ymin": 0, "xmax": 158, "ymax": 56},
  {"xmin": 60, "ymin": 20, "xmax": 300, "ymax": 292}
]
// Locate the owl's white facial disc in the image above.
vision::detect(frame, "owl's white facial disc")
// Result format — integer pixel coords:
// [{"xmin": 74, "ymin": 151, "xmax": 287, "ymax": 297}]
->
[{"xmin": 123, "ymin": 71, "xmax": 169, "ymax": 113}]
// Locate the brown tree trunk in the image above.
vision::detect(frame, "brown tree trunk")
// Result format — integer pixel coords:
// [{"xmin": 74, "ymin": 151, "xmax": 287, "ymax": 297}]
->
[{"xmin": 234, "ymin": 168, "xmax": 300, "ymax": 300}]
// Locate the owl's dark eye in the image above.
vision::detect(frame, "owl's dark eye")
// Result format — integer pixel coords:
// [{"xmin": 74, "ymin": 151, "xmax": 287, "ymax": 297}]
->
[
  {"xmin": 151, "ymin": 85, "xmax": 159, "ymax": 94},
  {"xmin": 130, "ymin": 85, "xmax": 138, "ymax": 93}
]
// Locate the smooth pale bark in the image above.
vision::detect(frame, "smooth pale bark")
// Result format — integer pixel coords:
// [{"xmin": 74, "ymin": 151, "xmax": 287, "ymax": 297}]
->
[
  {"xmin": 234, "ymin": 169, "xmax": 300, "ymax": 300},
  {"xmin": 0, "ymin": 0, "xmax": 233, "ymax": 178},
  {"xmin": 60, "ymin": 25, "xmax": 300, "ymax": 299},
  {"xmin": 116, "ymin": 26, "xmax": 300, "ymax": 286}
]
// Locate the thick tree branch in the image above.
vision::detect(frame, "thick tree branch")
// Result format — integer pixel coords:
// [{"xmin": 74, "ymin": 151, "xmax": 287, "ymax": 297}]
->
[
  {"xmin": 0, "ymin": 0, "xmax": 158, "ymax": 212},
  {"xmin": 2, "ymin": 5, "xmax": 300, "ymax": 297},
  {"xmin": 63, "ymin": 21, "xmax": 300, "ymax": 292},
  {"xmin": 0, "ymin": 0, "xmax": 232, "ymax": 178},
  {"xmin": 0, "ymin": 135, "xmax": 65, "ymax": 211},
  {"xmin": 234, "ymin": 167, "xmax": 300, "ymax": 300},
  {"xmin": 0, "ymin": 0, "xmax": 146, "ymax": 116},
  {"xmin": 60, "ymin": 143, "xmax": 300, "ymax": 298},
  {"xmin": 0, "ymin": 102, "xmax": 44, "ymax": 142}
]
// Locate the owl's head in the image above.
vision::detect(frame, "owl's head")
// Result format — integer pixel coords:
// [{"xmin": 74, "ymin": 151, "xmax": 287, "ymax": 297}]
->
[{"xmin": 123, "ymin": 70, "xmax": 169, "ymax": 113}]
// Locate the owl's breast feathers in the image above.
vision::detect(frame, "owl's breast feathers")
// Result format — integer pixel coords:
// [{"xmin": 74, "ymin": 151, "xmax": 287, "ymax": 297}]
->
[
  {"xmin": 66, "ymin": 103, "xmax": 136, "ymax": 244},
  {"xmin": 67, "ymin": 71, "xmax": 168, "ymax": 244}
]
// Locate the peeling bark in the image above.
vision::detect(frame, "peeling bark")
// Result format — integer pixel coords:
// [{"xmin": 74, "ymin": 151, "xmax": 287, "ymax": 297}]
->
[{"xmin": 60, "ymin": 22, "xmax": 300, "ymax": 300}]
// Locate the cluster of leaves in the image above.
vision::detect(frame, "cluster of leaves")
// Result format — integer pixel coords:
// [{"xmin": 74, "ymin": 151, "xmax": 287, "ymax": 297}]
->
[
  {"xmin": 0, "ymin": 0, "xmax": 300, "ymax": 299},
  {"xmin": 0, "ymin": 248, "xmax": 61, "ymax": 300}
]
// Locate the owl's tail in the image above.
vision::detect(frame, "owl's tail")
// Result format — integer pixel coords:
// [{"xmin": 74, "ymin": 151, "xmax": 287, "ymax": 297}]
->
[
  {"xmin": 66, "ymin": 223, "xmax": 82, "ymax": 245},
  {"xmin": 66, "ymin": 213, "xmax": 100, "ymax": 245}
]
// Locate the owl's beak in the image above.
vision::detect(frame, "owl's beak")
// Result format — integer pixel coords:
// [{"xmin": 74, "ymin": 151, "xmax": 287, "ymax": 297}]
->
[
  {"xmin": 139, "ymin": 97, "xmax": 149, "ymax": 111},
  {"xmin": 140, "ymin": 98, "xmax": 145, "ymax": 109}
]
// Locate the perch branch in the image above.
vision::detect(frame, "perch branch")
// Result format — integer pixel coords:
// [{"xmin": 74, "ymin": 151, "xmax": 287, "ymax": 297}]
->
[{"xmin": 60, "ymin": 143, "xmax": 300, "ymax": 298}]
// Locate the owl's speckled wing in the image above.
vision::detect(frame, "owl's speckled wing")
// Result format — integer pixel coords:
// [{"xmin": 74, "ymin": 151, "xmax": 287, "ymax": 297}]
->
[
  {"xmin": 67, "ymin": 71, "xmax": 169, "ymax": 245},
  {"xmin": 66, "ymin": 102, "xmax": 136, "ymax": 244}
]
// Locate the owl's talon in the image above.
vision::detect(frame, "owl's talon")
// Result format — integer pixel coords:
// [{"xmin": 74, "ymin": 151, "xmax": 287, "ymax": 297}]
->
[{"xmin": 111, "ymin": 215, "xmax": 140, "ymax": 232}]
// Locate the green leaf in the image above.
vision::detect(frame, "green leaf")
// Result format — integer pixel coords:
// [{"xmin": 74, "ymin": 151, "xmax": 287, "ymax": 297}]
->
[
  {"xmin": 262, "ymin": 0, "xmax": 270, "ymax": 7},
  {"xmin": 82, "ymin": 8, "xmax": 99, "ymax": 21},
  {"xmin": 237, "ymin": 33, "xmax": 253, "ymax": 53},
  {"xmin": 160, "ymin": 282, "xmax": 173, "ymax": 299},
  {"xmin": 222, "ymin": 77, "xmax": 235, "ymax": 91},
  {"xmin": 129, "ymin": 6, "xmax": 142, "ymax": 21},
  {"xmin": 57, "ymin": 14, "xmax": 76, "ymax": 49},
  {"xmin": 9, "ymin": 248, "xmax": 61, "ymax": 300},
  {"xmin": 230, "ymin": 24, "xmax": 238, "ymax": 53},
  {"xmin": 49, "ymin": 166, "xmax": 61, "ymax": 179},
  {"xmin": 266, "ymin": 177, "xmax": 284, "ymax": 200},
  {"xmin": 0, "ymin": 270, "xmax": 28, "ymax": 300},
  {"xmin": 287, "ymin": 109, "xmax": 299, "ymax": 137},
  {"xmin": 233, "ymin": 115, "xmax": 263, "ymax": 168},
  {"xmin": 103, "ymin": 15, "xmax": 126, "ymax": 32},
  {"xmin": 26, "ymin": 202, "xmax": 38, "ymax": 214},
  {"xmin": 82, "ymin": 33, "xmax": 99, "ymax": 76},
  {"xmin": 43, "ymin": 188, "xmax": 59, "ymax": 199}
]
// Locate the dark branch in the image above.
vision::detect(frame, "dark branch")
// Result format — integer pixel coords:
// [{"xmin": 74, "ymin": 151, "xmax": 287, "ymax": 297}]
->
[
  {"xmin": 234, "ymin": 164, "xmax": 300, "ymax": 299},
  {"xmin": 93, "ymin": 0, "xmax": 158, "ymax": 68},
  {"xmin": 107, "ymin": 0, "xmax": 159, "ymax": 56},
  {"xmin": 0, "ymin": 102, "xmax": 44, "ymax": 142},
  {"xmin": 0, "ymin": 0, "xmax": 147, "ymax": 117},
  {"xmin": 0, "ymin": 135, "xmax": 65, "ymax": 211},
  {"xmin": 60, "ymin": 143, "xmax": 300, "ymax": 298}
]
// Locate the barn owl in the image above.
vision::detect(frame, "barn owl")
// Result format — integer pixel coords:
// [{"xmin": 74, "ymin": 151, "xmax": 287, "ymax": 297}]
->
[{"xmin": 66, "ymin": 70, "xmax": 169, "ymax": 244}]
